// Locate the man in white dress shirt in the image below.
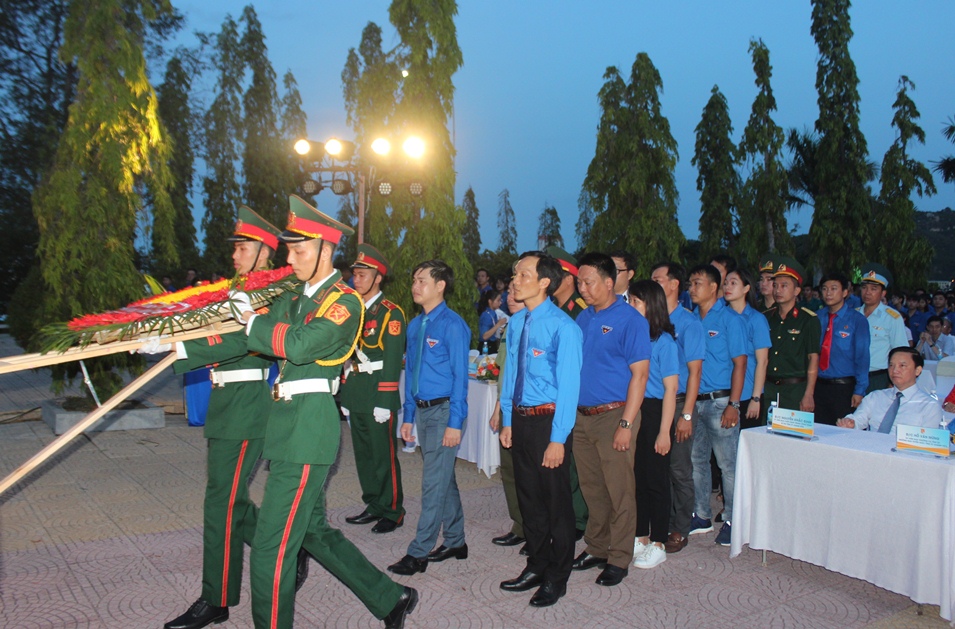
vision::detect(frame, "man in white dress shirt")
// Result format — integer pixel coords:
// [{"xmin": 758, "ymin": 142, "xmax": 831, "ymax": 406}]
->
[{"xmin": 836, "ymin": 346, "xmax": 942, "ymax": 431}]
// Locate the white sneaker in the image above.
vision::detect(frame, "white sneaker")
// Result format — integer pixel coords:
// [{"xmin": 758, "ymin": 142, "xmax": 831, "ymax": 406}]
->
[
  {"xmin": 633, "ymin": 537, "xmax": 648, "ymax": 557},
  {"xmin": 633, "ymin": 543, "xmax": 667, "ymax": 569}
]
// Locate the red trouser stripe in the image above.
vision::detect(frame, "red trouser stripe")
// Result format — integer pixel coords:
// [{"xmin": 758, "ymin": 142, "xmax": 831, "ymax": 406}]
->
[
  {"xmin": 221, "ymin": 440, "xmax": 249, "ymax": 606},
  {"xmin": 271, "ymin": 465, "xmax": 310, "ymax": 629},
  {"xmin": 387, "ymin": 412, "xmax": 400, "ymax": 519}
]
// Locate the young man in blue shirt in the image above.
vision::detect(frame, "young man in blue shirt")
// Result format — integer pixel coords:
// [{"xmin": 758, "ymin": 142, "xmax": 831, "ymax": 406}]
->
[
  {"xmin": 389, "ymin": 260, "xmax": 472, "ymax": 576},
  {"xmin": 498, "ymin": 251, "xmax": 583, "ymax": 607}
]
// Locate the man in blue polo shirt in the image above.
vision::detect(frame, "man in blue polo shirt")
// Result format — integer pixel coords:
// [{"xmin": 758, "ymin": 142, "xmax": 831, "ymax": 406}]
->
[
  {"xmin": 687, "ymin": 264, "xmax": 747, "ymax": 547},
  {"xmin": 388, "ymin": 260, "xmax": 471, "ymax": 577},
  {"xmin": 650, "ymin": 262, "xmax": 705, "ymax": 554},
  {"xmin": 498, "ymin": 251, "xmax": 582, "ymax": 608},
  {"xmin": 570, "ymin": 252, "xmax": 650, "ymax": 587},
  {"xmin": 815, "ymin": 272, "xmax": 870, "ymax": 424}
]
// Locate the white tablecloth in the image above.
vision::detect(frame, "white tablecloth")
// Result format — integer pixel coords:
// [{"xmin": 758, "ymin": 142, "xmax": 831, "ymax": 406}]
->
[{"xmin": 731, "ymin": 424, "xmax": 955, "ymax": 622}]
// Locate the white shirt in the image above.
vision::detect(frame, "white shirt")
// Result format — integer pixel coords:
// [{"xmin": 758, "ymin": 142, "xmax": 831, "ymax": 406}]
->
[
  {"xmin": 845, "ymin": 383, "xmax": 942, "ymax": 431},
  {"xmin": 918, "ymin": 334, "xmax": 955, "ymax": 360}
]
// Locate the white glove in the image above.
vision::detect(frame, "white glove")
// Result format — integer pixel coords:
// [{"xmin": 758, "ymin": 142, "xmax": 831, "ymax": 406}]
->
[
  {"xmin": 340, "ymin": 406, "xmax": 350, "ymax": 417},
  {"xmin": 373, "ymin": 407, "xmax": 392, "ymax": 423},
  {"xmin": 228, "ymin": 290, "xmax": 253, "ymax": 321},
  {"xmin": 136, "ymin": 336, "xmax": 172, "ymax": 354}
]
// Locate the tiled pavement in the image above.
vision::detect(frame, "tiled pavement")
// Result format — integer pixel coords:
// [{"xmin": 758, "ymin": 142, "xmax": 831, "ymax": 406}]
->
[{"xmin": 0, "ymin": 337, "xmax": 949, "ymax": 628}]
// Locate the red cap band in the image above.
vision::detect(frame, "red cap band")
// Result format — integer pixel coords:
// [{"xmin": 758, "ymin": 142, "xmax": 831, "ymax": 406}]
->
[
  {"xmin": 287, "ymin": 214, "xmax": 344, "ymax": 244},
  {"xmin": 234, "ymin": 223, "xmax": 279, "ymax": 250}
]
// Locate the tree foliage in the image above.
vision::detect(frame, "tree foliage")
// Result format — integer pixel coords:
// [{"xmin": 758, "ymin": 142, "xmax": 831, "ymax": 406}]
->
[
  {"xmin": 932, "ymin": 116, "xmax": 955, "ymax": 187},
  {"xmin": 497, "ymin": 188, "xmax": 518, "ymax": 255},
  {"xmin": 874, "ymin": 76, "xmax": 935, "ymax": 290},
  {"xmin": 737, "ymin": 39, "xmax": 791, "ymax": 265},
  {"xmin": 461, "ymin": 186, "xmax": 481, "ymax": 260},
  {"xmin": 580, "ymin": 53, "xmax": 683, "ymax": 276},
  {"xmin": 538, "ymin": 204, "xmax": 563, "ymax": 249},
  {"xmin": 692, "ymin": 85, "xmax": 738, "ymax": 256},
  {"xmin": 808, "ymin": 0, "xmax": 871, "ymax": 274}
]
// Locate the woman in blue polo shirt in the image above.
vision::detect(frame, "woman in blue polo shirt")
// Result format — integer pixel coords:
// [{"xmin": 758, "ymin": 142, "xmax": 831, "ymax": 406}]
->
[
  {"xmin": 722, "ymin": 268, "xmax": 771, "ymax": 429},
  {"xmin": 626, "ymin": 280, "xmax": 679, "ymax": 570},
  {"xmin": 478, "ymin": 289, "xmax": 507, "ymax": 353}
]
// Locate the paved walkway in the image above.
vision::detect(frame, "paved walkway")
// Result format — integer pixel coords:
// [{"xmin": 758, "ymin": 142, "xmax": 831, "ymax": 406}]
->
[{"xmin": 0, "ymin": 334, "xmax": 948, "ymax": 628}]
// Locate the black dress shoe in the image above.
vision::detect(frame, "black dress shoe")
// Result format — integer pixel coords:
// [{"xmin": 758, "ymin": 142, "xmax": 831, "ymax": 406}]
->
[
  {"xmin": 295, "ymin": 548, "xmax": 310, "ymax": 592},
  {"xmin": 427, "ymin": 543, "xmax": 468, "ymax": 562},
  {"xmin": 519, "ymin": 544, "xmax": 529, "ymax": 557},
  {"xmin": 575, "ymin": 528, "xmax": 585, "ymax": 541},
  {"xmin": 595, "ymin": 564, "xmax": 628, "ymax": 586},
  {"xmin": 492, "ymin": 532, "xmax": 525, "ymax": 546},
  {"xmin": 383, "ymin": 586, "xmax": 419, "ymax": 629},
  {"xmin": 571, "ymin": 551, "xmax": 607, "ymax": 571},
  {"xmin": 500, "ymin": 569, "xmax": 543, "ymax": 592},
  {"xmin": 164, "ymin": 599, "xmax": 228, "ymax": 629},
  {"xmin": 387, "ymin": 554, "xmax": 428, "ymax": 575},
  {"xmin": 371, "ymin": 517, "xmax": 402, "ymax": 534},
  {"xmin": 529, "ymin": 581, "xmax": 566, "ymax": 607},
  {"xmin": 345, "ymin": 509, "xmax": 378, "ymax": 525}
]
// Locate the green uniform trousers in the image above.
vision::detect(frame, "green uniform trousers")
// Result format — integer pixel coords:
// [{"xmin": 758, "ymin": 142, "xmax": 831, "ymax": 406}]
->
[
  {"xmin": 764, "ymin": 382, "xmax": 807, "ymax": 416},
  {"xmin": 498, "ymin": 442, "xmax": 523, "ymax": 537},
  {"xmin": 350, "ymin": 411, "xmax": 404, "ymax": 523},
  {"xmin": 202, "ymin": 437, "xmax": 263, "ymax": 607},
  {"xmin": 250, "ymin": 460, "xmax": 402, "ymax": 629}
]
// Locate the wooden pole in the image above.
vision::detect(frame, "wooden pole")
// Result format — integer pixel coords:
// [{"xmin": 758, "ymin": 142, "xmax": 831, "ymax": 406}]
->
[{"xmin": 0, "ymin": 352, "xmax": 178, "ymax": 496}]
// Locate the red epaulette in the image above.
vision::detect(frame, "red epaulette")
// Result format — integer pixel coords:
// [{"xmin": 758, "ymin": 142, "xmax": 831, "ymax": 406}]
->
[
  {"xmin": 335, "ymin": 282, "xmax": 357, "ymax": 295},
  {"xmin": 381, "ymin": 298, "xmax": 399, "ymax": 311}
]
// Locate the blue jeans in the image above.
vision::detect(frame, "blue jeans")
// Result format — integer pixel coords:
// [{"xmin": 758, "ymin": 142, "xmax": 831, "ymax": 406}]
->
[
  {"xmin": 406, "ymin": 402, "xmax": 465, "ymax": 558},
  {"xmin": 692, "ymin": 397, "xmax": 740, "ymax": 522}
]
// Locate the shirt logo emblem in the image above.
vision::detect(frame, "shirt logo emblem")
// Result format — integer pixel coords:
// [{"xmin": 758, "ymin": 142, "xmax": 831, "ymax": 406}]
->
[
  {"xmin": 838, "ymin": 331, "xmax": 850, "ymax": 338},
  {"xmin": 601, "ymin": 325, "xmax": 613, "ymax": 334},
  {"xmin": 708, "ymin": 330, "xmax": 719, "ymax": 337},
  {"xmin": 389, "ymin": 320, "xmax": 402, "ymax": 336},
  {"xmin": 324, "ymin": 303, "xmax": 351, "ymax": 325},
  {"xmin": 788, "ymin": 329, "xmax": 801, "ymax": 335},
  {"xmin": 532, "ymin": 348, "xmax": 545, "ymax": 357},
  {"xmin": 426, "ymin": 338, "xmax": 439, "ymax": 348}
]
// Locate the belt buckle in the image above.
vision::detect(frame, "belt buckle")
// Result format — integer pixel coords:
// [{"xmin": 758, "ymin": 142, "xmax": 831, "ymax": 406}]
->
[
  {"xmin": 210, "ymin": 371, "xmax": 223, "ymax": 388},
  {"xmin": 272, "ymin": 383, "xmax": 282, "ymax": 402}
]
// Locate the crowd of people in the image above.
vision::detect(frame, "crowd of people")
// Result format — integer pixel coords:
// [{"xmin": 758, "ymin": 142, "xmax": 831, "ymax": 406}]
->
[{"xmin": 147, "ymin": 196, "xmax": 953, "ymax": 629}]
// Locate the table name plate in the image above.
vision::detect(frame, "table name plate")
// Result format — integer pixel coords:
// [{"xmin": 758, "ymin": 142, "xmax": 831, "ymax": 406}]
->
[
  {"xmin": 894, "ymin": 424, "xmax": 953, "ymax": 458},
  {"xmin": 768, "ymin": 406, "xmax": 815, "ymax": 439}
]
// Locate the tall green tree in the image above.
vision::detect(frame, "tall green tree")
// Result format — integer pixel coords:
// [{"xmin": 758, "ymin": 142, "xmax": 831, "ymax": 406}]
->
[
  {"xmin": 737, "ymin": 39, "xmax": 791, "ymax": 265},
  {"xmin": 279, "ymin": 69, "xmax": 309, "ymax": 208},
  {"xmin": 933, "ymin": 116, "xmax": 955, "ymax": 187},
  {"xmin": 461, "ymin": 186, "xmax": 481, "ymax": 260},
  {"xmin": 538, "ymin": 204, "xmax": 563, "ymax": 248},
  {"xmin": 239, "ymin": 5, "xmax": 285, "ymax": 228},
  {"xmin": 201, "ymin": 15, "xmax": 244, "ymax": 276},
  {"xmin": 874, "ymin": 76, "xmax": 935, "ymax": 289},
  {"xmin": 692, "ymin": 85, "xmax": 738, "ymax": 256},
  {"xmin": 29, "ymin": 0, "xmax": 178, "ymax": 394},
  {"xmin": 808, "ymin": 0, "xmax": 871, "ymax": 274},
  {"xmin": 153, "ymin": 51, "xmax": 200, "ymax": 277},
  {"xmin": 497, "ymin": 188, "xmax": 518, "ymax": 255},
  {"xmin": 580, "ymin": 53, "xmax": 683, "ymax": 276}
]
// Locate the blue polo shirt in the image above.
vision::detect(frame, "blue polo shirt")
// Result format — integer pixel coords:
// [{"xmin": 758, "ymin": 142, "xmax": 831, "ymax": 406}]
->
[
  {"xmin": 403, "ymin": 301, "xmax": 471, "ymax": 429},
  {"xmin": 817, "ymin": 302, "xmax": 870, "ymax": 396},
  {"xmin": 478, "ymin": 307, "xmax": 501, "ymax": 341},
  {"xmin": 577, "ymin": 298, "xmax": 651, "ymax": 406},
  {"xmin": 736, "ymin": 302, "xmax": 772, "ymax": 400},
  {"xmin": 500, "ymin": 299, "xmax": 582, "ymax": 443},
  {"xmin": 696, "ymin": 299, "xmax": 748, "ymax": 394},
  {"xmin": 670, "ymin": 304, "xmax": 706, "ymax": 395},
  {"xmin": 909, "ymin": 310, "xmax": 930, "ymax": 337},
  {"xmin": 645, "ymin": 333, "xmax": 680, "ymax": 400}
]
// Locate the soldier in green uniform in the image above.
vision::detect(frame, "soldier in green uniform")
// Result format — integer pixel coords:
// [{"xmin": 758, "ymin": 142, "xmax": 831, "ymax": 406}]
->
[
  {"xmin": 158, "ymin": 206, "xmax": 281, "ymax": 629},
  {"xmin": 757, "ymin": 255, "xmax": 778, "ymax": 313},
  {"xmin": 228, "ymin": 196, "xmax": 417, "ymax": 629},
  {"xmin": 340, "ymin": 244, "xmax": 407, "ymax": 534},
  {"xmin": 763, "ymin": 257, "xmax": 820, "ymax": 415}
]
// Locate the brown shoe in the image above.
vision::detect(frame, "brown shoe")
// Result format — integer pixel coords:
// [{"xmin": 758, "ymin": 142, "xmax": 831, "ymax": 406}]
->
[{"xmin": 664, "ymin": 532, "xmax": 688, "ymax": 554}]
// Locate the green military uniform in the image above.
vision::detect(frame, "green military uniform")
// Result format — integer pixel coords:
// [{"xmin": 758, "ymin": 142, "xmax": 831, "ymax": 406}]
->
[
  {"xmin": 339, "ymin": 244, "xmax": 406, "ymax": 526},
  {"xmin": 757, "ymin": 255, "xmax": 778, "ymax": 313},
  {"xmin": 170, "ymin": 205, "xmax": 278, "ymax": 612},
  {"xmin": 763, "ymin": 258, "xmax": 821, "ymax": 413},
  {"xmin": 557, "ymin": 292, "xmax": 587, "ymax": 319},
  {"xmin": 214, "ymin": 197, "xmax": 404, "ymax": 629}
]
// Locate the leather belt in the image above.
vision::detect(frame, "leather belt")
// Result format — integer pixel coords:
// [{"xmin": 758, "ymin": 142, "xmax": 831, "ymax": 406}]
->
[
  {"xmin": 577, "ymin": 401, "xmax": 626, "ymax": 416},
  {"xmin": 818, "ymin": 376, "xmax": 856, "ymax": 386},
  {"xmin": 352, "ymin": 348, "xmax": 383, "ymax": 374},
  {"xmin": 514, "ymin": 403, "xmax": 556, "ymax": 417},
  {"xmin": 415, "ymin": 396, "xmax": 450, "ymax": 408},
  {"xmin": 272, "ymin": 378, "xmax": 339, "ymax": 402},
  {"xmin": 769, "ymin": 377, "xmax": 806, "ymax": 386},
  {"xmin": 211, "ymin": 368, "xmax": 270, "ymax": 388},
  {"xmin": 697, "ymin": 389, "xmax": 731, "ymax": 401},
  {"xmin": 674, "ymin": 393, "xmax": 686, "ymax": 405}
]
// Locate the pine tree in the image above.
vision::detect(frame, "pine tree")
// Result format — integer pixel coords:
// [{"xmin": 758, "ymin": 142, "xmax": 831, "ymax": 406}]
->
[
  {"xmin": 737, "ymin": 39, "xmax": 791, "ymax": 266},
  {"xmin": 580, "ymin": 53, "xmax": 683, "ymax": 276},
  {"xmin": 497, "ymin": 189, "xmax": 518, "ymax": 255},
  {"xmin": 201, "ymin": 15, "xmax": 244, "ymax": 276},
  {"xmin": 461, "ymin": 186, "xmax": 481, "ymax": 260},
  {"xmin": 809, "ymin": 0, "xmax": 871, "ymax": 274},
  {"xmin": 538, "ymin": 204, "xmax": 563, "ymax": 248},
  {"xmin": 874, "ymin": 77, "xmax": 935, "ymax": 290},
  {"xmin": 933, "ymin": 116, "xmax": 955, "ymax": 187},
  {"xmin": 692, "ymin": 85, "xmax": 738, "ymax": 257}
]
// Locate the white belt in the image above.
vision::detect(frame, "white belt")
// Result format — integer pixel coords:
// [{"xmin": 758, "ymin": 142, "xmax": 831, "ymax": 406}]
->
[
  {"xmin": 354, "ymin": 348, "xmax": 383, "ymax": 374},
  {"xmin": 272, "ymin": 377, "xmax": 340, "ymax": 401},
  {"xmin": 210, "ymin": 368, "xmax": 270, "ymax": 387}
]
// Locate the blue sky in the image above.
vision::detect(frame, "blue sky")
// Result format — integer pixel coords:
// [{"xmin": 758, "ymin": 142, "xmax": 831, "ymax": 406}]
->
[{"xmin": 173, "ymin": 0, "xmax": 955, "ymax": 253}]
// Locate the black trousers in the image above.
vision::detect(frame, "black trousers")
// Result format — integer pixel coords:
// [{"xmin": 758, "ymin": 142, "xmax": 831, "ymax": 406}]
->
[
  {"xmin": 634, "ymin": 397, "xmax": 671, "ymax": 544},
  {"xmin": 512, "ymin": 409, "xmax": 575, "ymax": 586},
  {"xmin": 813, "ymin": 378, "xmax": 855, "ymax": 425}
]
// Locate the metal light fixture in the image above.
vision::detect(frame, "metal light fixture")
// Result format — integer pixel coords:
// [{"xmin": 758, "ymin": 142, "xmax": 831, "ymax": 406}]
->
[
  {"xmin": 330, "ymin": 178, "xmax": 353, "ymax": 195},
  {"xmin": 377, "ymin": 182, "xmax": 393, "ymax": 196},
  {"xmin": 371, "ymin": 138, "xmax": 391, "ymax": 156},
  {"xmin": 403, "ymin": 136, "xmax": 425, "ymax": 159},
  {"xmin": 324, "ymin": 138, "xmax": 355, "ymax": 161},
  {"xmin": 408, "ymin": 181, "xmax": 424, "ymax": 197},
  {"xmin": 301, "ymin": 179, "xmax": 323, "ymax": 195}
]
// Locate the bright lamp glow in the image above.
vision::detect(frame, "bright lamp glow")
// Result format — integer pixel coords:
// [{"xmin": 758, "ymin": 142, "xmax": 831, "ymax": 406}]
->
[
  {"xmin": 409, "ymin": 182, "xmax": 424, "ymax": 197},
  {"xmin": 403, "ymin": 136, "xmax": 425, "ymax": 159},
  {"xmin": 294, "ymin": 139, "xmax": 312, "ymax": 155},
  {"xmin": 378, "ymin": 182, "xmax": 393, "ymax": 196},
  {"xmin": 371, "ymin": 138, "xmax": 391, "ymax": 156},
  {"xmin": 302, "ymin": 179, "xmax": 322, "ymax": 195},
  {"xmin": 324, "ymin": 138, "xmax": 344, "ymax": 156}
]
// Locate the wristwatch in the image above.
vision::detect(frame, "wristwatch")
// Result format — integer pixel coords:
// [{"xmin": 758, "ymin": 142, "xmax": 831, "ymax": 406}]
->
[
  {"xmin": 681, "ymin": 413, "xmax": 692, "ymax": 422},
  {"xmin": 729, "ymin": 401, "xmax": 741, "ymax": 411},
  {"xmin": 751, "ymin": 395, "xmax": 761, "ymax": 403},
  {"xmin": 619, "ymin": 419, "xmax": 632, "ymax": 429}
]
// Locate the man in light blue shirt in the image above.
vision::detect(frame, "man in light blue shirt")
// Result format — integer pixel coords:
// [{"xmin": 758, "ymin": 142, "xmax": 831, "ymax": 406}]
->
[
  {"xmin": 499, "ymin": 251, "xmax": 582, "ymax": 607},
  {"xmin": 857, "ymin": 263, "xmax": 908, "ymax": 393}
]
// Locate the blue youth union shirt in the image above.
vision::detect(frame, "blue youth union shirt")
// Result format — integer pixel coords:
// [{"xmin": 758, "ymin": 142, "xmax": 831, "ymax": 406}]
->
[
  {"xmin": 577, "ymin": 298, "xmax": 651, "ymax": 407},
  {"xmin": 817, "ymin": 302, "xmax": 870, "ymax": 395},
  {"xmin": 737, "ymin": 302, "xmax": 772, "ymax": 399},
  {"xmin": 697, "ymin": 299, "xmax": 748, "ymax": 393},
  {"xmin": 645, "ymin": 332, "xmax": 680, "ymax": 400},
  {"xmin": 670, "ymin": 305, "xmax": 706, "ymax": 395}
]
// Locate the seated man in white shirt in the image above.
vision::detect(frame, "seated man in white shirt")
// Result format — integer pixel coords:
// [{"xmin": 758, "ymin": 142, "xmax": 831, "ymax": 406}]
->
[{"xmin": 836, "ymin": 346, "xmax": 942, "ymax": 431}]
